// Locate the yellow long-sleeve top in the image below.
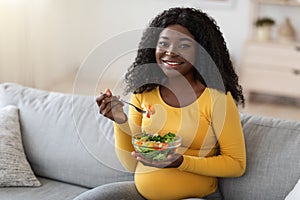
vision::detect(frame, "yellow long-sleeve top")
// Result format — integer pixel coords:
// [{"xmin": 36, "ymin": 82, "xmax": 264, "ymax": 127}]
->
[{"xmin": 114, "ymin": 87, "xmax": 246, "ymax": 200}]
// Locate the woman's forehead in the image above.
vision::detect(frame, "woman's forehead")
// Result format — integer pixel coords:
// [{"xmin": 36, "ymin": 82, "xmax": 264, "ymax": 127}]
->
[{"xmin": 159, "ymin": 24, "xmax": 195, "ymax": 40}]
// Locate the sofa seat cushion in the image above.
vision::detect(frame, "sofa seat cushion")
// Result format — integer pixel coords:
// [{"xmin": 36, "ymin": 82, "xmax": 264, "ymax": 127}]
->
[
  {"xmin": 219, "ymin": 113, "xmax": 300, "ymax": 200},
  {"xmin": 0, "ymin": 177, "xmax": 88, "ymax": 200}
]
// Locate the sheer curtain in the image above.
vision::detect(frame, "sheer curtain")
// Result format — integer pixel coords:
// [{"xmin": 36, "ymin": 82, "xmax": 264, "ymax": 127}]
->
[
  {"xmin": 0, "ymin": 0, "xmax": 88, "ymax": 90},
  {"xmin": 0, "ymin": 0, "xmax": 34, "ymax": 86}
]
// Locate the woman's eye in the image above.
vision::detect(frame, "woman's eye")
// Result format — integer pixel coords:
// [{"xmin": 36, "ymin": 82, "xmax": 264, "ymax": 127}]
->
[
  {"xmin": 158, "ymin": 41, "xmax": 169, "ymax": 48},
  {"xmin": 179, "ymin": 44, "xmax": 191, "ymax": 49}
]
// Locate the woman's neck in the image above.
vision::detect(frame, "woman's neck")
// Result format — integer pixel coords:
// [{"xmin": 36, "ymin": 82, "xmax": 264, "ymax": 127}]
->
[{"xmin": 160, "ymin": 77, "xmax": 205, "ymax": 108}]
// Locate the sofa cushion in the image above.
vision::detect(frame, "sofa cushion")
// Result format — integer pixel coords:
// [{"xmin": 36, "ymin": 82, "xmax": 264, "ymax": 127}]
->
[
  {"xmin": 219, "ymin": 113, "xmax": 300, "ymax": 200},
  {"xmin": 0, "ymin": 105, "xmax": 41, "ymax": 187},
  {"xmin": 0, "ymin": 83, "xmax": 133, "ymax": 188},
  {"xmin": 0, "ymin": 177, "xmax": 88, "ymax": 200}
]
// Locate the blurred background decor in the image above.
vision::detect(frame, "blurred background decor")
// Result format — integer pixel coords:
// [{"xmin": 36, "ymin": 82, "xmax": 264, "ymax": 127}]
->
[
  {"xmin": 277, "ymin": 17, "xmax": 296, "ymax": 43},
  {"xmin": 255, "ymin": 17, "xmax": 275, "ymax": 41}
]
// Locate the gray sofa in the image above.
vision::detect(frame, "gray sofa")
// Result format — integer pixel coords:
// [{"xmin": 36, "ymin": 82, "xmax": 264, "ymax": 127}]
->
[{"xmin": 0, "ymin": 82, "xmax": 299, "ymax": 200}]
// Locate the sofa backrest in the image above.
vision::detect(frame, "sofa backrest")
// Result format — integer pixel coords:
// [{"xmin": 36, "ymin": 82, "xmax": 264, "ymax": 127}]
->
[
  {"xmin": 219, "ymin": 113, "xmax": 300, "ymax": 200},
  {"xmin": 0, "ymin": 83, "xmax": 133, "ymax": 188}
]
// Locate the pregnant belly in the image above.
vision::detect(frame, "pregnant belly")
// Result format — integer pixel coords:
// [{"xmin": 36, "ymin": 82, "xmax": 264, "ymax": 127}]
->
[{"xmin": 134, "ymin": 163, "xmax": 217, "ymax": 200}]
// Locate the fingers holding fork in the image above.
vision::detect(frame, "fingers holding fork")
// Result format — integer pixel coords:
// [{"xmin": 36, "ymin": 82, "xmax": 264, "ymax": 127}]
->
[{"xmin": 96, "ymin": 89, "xmax": 127, "ymax": 124}]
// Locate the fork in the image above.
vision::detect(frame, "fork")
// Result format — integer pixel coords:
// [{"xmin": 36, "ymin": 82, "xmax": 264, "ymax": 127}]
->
[
  {"xmin": 100, "ymin": 92, "xmax": 146, "ymax": 114},
  {"xmin": 119, "ymin": 99, "xmax": 147, "ymax": 114}
]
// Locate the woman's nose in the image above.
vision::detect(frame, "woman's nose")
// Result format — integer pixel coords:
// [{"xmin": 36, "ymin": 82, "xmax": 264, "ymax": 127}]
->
[{"xmin": 165, "ymin": 50, "xmax": 178, "ymax": 56}]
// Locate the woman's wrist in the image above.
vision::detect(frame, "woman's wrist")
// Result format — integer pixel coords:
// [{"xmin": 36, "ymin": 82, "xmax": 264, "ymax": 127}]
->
[{"xmin": 115, "ymin": 113, "xmax": 128, "ymax": 124}]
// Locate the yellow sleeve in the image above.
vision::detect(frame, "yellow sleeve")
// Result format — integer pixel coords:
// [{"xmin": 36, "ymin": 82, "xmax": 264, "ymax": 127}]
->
[
  {"xmin": 178, "ymin": 92, "xmax": 246, "ymax": 177},
  {"xmin": 113, "ymin": 94, "xmax": 142, "ymax": 172}
]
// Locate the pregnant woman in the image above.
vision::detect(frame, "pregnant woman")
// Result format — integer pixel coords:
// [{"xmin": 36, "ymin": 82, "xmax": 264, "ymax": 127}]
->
[{"xmin": 93, "ymin": 7, "xmax": 246, "ymax": 200}]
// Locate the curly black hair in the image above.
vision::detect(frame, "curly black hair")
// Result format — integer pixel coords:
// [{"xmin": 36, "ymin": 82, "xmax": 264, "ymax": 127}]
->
[{"xmin": 124, "ymin": 7, "xmax": 245, "ymax": 106}]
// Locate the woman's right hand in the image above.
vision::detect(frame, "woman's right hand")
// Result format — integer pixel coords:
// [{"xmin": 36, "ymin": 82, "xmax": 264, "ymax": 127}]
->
[{"xmin": 96, "ymin": 89, "xmax": 127, "ymax": 124}]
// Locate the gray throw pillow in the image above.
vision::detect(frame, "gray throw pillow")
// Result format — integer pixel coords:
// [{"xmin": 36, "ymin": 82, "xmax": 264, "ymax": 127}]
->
[{"xmin": 0, "ymin": 105, "xmax": 41, "ymax": 187}]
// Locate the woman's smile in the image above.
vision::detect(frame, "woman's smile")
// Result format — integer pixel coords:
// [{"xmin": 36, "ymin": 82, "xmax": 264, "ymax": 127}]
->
[{"xmin": 162, "ymin": 59, "xmax": 184, "ymax": 69}]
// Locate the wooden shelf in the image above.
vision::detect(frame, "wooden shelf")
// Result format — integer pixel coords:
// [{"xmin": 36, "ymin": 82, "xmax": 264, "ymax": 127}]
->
[
  {"xmin": 249, "ymin": 0, "xmax": 300, "ymax": 42},
  {"xmin": 254, "ymin": 0, "xmax": 300, "ymax": 6},
  {"xmin": 246, "ymin": 39, "xmax": 300, "ymax": 47},
  {"xmin": 240, "ymin": 41, "xmax": 300, "ymax": 99},
  {"xmin": 243, "ymin": 0, "xmax": 300, "ymax": 100}
]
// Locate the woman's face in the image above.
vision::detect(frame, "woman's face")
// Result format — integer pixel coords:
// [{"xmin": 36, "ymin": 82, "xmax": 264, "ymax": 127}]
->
[{"xmin": 155, "ymin": 24, "xmax": 196, "ymax": 79}]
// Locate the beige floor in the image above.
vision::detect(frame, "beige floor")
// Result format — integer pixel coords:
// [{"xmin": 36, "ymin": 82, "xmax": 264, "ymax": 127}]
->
[{"xmin": 239, "ymin": 93, "xmax": 300, "ymax": 121}]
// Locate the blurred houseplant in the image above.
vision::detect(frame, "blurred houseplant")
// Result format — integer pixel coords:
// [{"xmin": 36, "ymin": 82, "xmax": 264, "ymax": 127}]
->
[{"xmin": 255, "ymin": 17, "xmax": 275, "ymax": 41}]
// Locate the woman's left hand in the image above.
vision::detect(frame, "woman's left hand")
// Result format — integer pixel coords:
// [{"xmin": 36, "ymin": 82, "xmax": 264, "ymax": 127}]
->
[{"xmin": 131, "ymin": 151, "xmax": 183, "ymax": 168}]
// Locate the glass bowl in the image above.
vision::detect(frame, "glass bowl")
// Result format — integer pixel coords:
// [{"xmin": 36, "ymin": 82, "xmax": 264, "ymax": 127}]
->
[{"xmin": 132, "ymin": 132, "xmax": 181, "ymax": 161}]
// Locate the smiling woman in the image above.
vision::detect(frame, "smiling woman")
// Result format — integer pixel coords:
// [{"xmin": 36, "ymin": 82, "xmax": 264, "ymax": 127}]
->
[{"xmin": 95, "ymin": 7, "xmax": 246, "ymax": 200}]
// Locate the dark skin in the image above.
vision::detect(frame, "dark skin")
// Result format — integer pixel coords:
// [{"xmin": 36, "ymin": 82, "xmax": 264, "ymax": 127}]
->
[
  {"xmin": 96, "ymin": 89, "xmax": 127, "ymax": 124},
  {"xmin": 96, "ymin": 25, "xmax": 205, "ymax": 168}
]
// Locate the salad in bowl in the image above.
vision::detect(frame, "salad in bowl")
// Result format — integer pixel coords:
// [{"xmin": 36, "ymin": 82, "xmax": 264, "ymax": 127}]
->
[{"xmin": 132, "ymin": 132, "xmax": 181, "ymax": 161}]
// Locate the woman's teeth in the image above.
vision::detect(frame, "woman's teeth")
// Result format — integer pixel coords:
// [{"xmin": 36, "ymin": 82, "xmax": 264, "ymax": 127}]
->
[{"xmin": 163, "ymin": 60, "xmax": 183, "ymax": 66}]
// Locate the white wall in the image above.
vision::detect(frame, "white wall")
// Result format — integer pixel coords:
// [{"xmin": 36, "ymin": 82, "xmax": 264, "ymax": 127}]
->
[
  {"xmin": 0, "ymin": 0, "xmax": 251, "ymax": 93},
  {"xmin": 96, "ymin": 0, "xmax": 251, "ymax": 65}
]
